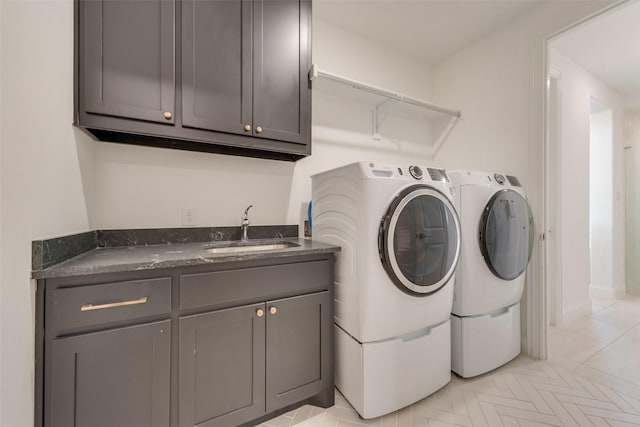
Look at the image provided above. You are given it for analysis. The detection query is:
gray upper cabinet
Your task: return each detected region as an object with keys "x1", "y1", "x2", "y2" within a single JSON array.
[
  {"x1": 252, "y1": 0, "x2": 311, "y2": 144},
  {"x1": 79, "y1": 0, "x2": 175, "y2": 124},
  {"x1": 181, "y1": 0, "x2": 252, "y2": 135},
  {"x1": 182, "y1": 0, "x2": 310, "y2": 144},
  {"x1": 75, "y1": 0, "x2": 312, "y2": 160}
]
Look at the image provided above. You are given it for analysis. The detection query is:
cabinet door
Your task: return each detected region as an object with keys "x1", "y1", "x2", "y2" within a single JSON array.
[
  {"x1": 266, "y1": 291, "x2": 331, "y2": 412},
  {"x1": 253, "y1": 0, "x2": 311, "y2": 145},
  {"x1": 47, "y1": 320, "x2": 170, "y2": 427},
  {"x1": 182, "y1": 0, "x2": 252, "y2": 135},
  {"x1": 179, "y1": 303, "x2": 266, "y2": 427},
  {"x1": 79, "y1": 0, "x2": 175, "y2": 124}
]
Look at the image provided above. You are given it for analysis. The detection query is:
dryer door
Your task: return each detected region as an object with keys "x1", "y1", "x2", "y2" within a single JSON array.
[
  {"x1": 379, "y1": 185, "x2": 461, "y2": 296},
  {"x1": 479, "y1": 189, "x2": 534, "y2": 280}
]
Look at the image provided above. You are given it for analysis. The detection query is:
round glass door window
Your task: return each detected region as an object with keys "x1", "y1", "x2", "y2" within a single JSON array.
[
  {"x1": 479, "y1": 189, "x2": 534, "y2": 280},
  {"x1": 379, "y1": 185, "x2": 461, "y2": 296}
]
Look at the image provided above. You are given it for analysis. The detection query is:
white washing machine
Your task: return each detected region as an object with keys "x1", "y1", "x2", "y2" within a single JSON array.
[
  {"x1": 448, "y1": 170, "x2": 533, "y2": 378},
  {"x1": 312, "y1": 161, "x2": 461, "y2": 419}
]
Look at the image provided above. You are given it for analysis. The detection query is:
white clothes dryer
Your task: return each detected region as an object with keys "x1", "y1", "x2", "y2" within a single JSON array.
[
  {"x1": 448, "y1": 170, "x2": 533, "y2": 378},
  {"x1": 312, "y1": 162, "x2": 461, "y2": 419}
]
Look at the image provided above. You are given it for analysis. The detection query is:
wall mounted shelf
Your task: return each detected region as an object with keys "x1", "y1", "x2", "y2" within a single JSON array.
[{"x1": 309, "y1": 64, "x2": 462, "y2": 156}]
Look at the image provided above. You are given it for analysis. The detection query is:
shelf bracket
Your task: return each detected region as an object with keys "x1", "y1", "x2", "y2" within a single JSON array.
[
  {"x1": 429, "y1": 115, "x2": 463, "y2": 157},
  {"x1": 310, "y1": 64, "x2": 463, "y2": 151},
  {"x1": 373, "y1": 99, "x2": 397, "y2": 141}
]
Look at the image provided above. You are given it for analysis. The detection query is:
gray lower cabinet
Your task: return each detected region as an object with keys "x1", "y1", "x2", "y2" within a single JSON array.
[
  {"x1": 179, "y1": 303, "x2": 266, "y2": 427},
  {"x1": 47, "y1": 320, "x2": 171, "y2": 427},
  {"x1": 179, "y1": 291, "x2": 331, "y2": 427},
  {"x1": 37, "y1": 255, "x2": 335, "y2": 427},
  {"x1": 265, "y1": 292, "x2": 331, "y2": 412}
]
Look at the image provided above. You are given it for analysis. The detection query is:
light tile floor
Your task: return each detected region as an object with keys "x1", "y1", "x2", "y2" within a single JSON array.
[{"x1": 261, "y1": 296, "x2": 640, "y2": 426}]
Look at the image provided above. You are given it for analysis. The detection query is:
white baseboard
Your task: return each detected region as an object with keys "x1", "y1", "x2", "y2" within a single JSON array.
[
  {"x1": 562, "y1": 299, "x2": 592, "y2": 324},
  {"x1": 590, "y1": 285, "x2": 626, "y2": 300}
]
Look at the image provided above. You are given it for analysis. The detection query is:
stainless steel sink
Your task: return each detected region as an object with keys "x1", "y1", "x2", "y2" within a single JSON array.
[{"x1": 205, "y1": 241, "x2": 299, "y2": 254}]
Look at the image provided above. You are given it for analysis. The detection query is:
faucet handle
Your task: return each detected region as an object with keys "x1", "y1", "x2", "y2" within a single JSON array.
[{"x1": 242, "y1": 205, "x2": 253, "y2": 224}]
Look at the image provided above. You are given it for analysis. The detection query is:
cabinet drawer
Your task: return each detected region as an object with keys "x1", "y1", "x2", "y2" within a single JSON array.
[
  {"x1": 52, "y1": 277, "x2": 171, "y2": 335},
  {"x1": 180, "y1": 260, "x2": 330, "y2": 311}
]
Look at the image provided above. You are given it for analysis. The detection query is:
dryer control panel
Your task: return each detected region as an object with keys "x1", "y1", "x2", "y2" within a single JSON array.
[{"x1": 364, "y1": 162, "x2": 450, "y2": 184}]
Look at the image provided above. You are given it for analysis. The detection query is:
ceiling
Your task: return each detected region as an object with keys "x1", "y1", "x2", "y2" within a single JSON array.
[
  {"x1": 314, "y1": 0, "x2": 541, "y2": 64},
  {"x1": 551, "y1": 1, "x2": 640, "y2": 98}
]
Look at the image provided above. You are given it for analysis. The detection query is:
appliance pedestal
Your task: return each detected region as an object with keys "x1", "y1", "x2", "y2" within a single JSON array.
[
  {"x1": 451, "y1": 302, "x2": 521, "y2": 378},
  {"x1": 335, "y1": 320, "x2": 451, "y2": 419}
]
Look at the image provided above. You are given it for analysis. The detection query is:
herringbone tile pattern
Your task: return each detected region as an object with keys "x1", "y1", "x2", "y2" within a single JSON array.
[{"x1": 261, "y1": 297, "x2": 640, "y2": 426}]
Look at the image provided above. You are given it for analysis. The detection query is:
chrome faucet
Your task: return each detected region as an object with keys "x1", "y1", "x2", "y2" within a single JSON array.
[{"x1": 241, "y1": 205, "x2": 253, "y2": 241}]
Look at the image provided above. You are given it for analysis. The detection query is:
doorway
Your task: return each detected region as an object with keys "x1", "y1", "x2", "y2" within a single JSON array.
[{"x1": 545, "y1": 1, "x2": 640, "y2": 365}]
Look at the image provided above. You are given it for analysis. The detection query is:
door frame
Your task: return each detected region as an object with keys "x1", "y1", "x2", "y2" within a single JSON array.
[
  {"x1": 625, "y1": 145, "x2": 640, "y2": 296},
  {"x1": 546, "y1": 67, "x2": 563, "y2": 327}
]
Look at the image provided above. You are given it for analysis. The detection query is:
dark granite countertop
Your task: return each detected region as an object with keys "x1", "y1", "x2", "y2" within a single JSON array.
[{"x1": 32, "y1": 237, "x2": 340, "y2": 279}]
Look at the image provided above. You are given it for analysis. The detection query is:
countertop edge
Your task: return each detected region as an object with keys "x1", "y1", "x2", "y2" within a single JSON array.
[{"x1": 32, "y1": 241, "x2": 340, "y2": 280}]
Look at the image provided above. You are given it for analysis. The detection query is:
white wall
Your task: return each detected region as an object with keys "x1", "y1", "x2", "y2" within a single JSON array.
[
  {"x1": 626, "y1": 93, "x2": 640, "y2": 108},
  {"x1": 0, "y1": 2, "x2": 94, "y2": 426},
  {"x1": 93, "y1": 18, "x2": 436, "y2": 231},
  {"x1": 589, "y1": 107, "x2": 613, "y2": 295},
  {"x1": 549, "y1": 48, "x2": 625, "y2": 321}
]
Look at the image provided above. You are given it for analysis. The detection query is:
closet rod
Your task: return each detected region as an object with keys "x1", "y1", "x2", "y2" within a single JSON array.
[{"x1": 309, "y1": 64, "x2": 462, "y2": 118}]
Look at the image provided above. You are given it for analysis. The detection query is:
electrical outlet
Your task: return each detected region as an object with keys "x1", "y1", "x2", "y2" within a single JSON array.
[{"x1": 182, "y1": 208, "x2": 197, "y2": 226}]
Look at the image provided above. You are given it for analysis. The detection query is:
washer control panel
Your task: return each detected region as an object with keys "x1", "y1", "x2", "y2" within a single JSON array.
[
  {"x1": 494, "y1": 173, "x2": 506, "y2": 185},
  {"x1": 408, "y1": 165, "x2": 423, "y2": 180}
]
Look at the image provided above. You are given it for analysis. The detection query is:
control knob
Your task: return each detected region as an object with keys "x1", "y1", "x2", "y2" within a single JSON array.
[{"x1": 408, "y1": 166, "x2": 423, "y2": 180}]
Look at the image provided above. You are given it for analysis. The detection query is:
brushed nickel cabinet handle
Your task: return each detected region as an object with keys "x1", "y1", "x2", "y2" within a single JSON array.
[
  {"x1": 256, "y1": 126, "x2": 263, "y2": 133},
  {"x1": 256, "y1": 308, "x2": 265, "y2": 318},
  {"x1": 269, "y1": 306, "x2": 277, "y2": 315},
  {"x1": 244, "y1": 124, "x2": 252, "y2": 132},
  {"x1": 164, "y1": 112, "x2": 172, "y2": 120},
  {"x1": 81, "y1": 297, "x2": 148, "y2": 312}
]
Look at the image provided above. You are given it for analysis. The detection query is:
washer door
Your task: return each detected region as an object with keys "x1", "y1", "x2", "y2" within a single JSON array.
[
  {"x1": 379, "y1": 185, "x2": 461, "y2": 296},
  {"x1": 479, "y1": 189, "x2": 534, "y2": 281}
]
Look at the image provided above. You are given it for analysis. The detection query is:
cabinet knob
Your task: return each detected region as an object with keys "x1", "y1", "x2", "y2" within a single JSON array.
[
  {"x1": 256, "y1": 126, "x2": 263, "y2": 133},
  {"x1": 256, "y1": 308, "x2": 264, "y2": 318},
  {"x1": 244, "y1": 124, "x2": 251, "y2": 132},
  {"x1": 163, "y1": 111, "x2": 172, "y2": 120},
  {"x1": 269, "y1": 306, "x2": 277, "y2": 315}
]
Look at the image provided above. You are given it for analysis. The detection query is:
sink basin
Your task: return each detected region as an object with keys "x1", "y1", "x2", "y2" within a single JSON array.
[{"x1": 205, "y1": 241, "x2": 299, "y2": 254}]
